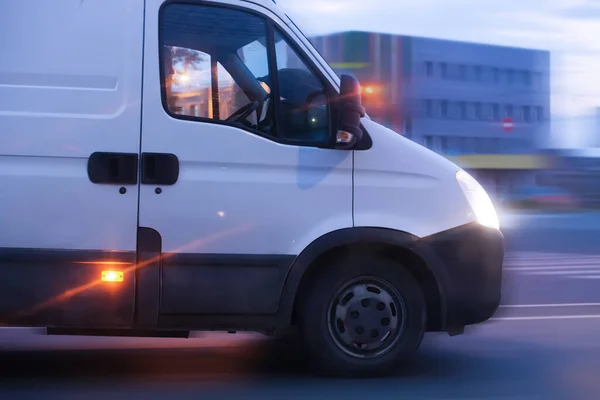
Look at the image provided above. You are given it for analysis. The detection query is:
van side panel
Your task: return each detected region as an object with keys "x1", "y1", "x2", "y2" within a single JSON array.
[{"x1": 0, "y1": 0, "x2": 144, "y2": 327}]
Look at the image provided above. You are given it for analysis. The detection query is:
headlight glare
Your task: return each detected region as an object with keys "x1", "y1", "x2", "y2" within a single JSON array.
[{"x1": 456, "y1": 170, "x2": 499, "y2": 230}]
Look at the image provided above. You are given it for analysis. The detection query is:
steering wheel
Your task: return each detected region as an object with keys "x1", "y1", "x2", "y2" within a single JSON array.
[{"x1": 225, "y1": 101, "x2": 260, "y2": 123}]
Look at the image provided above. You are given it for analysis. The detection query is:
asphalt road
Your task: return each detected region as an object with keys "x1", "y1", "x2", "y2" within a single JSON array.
[
  {"x1": 501, "y1": 211, "x2": 600, "y2": 254},
  {"x1": 2, "y1": 212, "x2": 600, "y2": 399}
]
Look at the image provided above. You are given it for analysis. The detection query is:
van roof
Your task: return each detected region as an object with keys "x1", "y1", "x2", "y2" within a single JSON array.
[
  {"x1": 239, "y1": 0, "x2": 289, "y2": 26},
  {"x1": 242, "y1": 0, "x2": 280, "y2": 10}
]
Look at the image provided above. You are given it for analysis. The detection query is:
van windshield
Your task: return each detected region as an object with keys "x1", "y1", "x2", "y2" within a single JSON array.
[{"x1": 276, "y1": 8, "x2": 341, "y2": 85}]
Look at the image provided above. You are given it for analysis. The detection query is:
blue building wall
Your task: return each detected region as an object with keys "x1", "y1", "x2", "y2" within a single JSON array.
[
  {"x1": 311, "y1": 32, "x2": 550, "y2": 154},
  {"x1": 310, "y1": 32, "x2": 551, "y2": 196},
  {"x1": 405, "y1": 36, "x2": 551, "y2": 156}
]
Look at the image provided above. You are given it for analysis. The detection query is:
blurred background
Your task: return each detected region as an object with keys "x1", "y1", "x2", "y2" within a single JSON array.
[{"x1": 278, "y1": 0, "x2": 600, "y2": 214}]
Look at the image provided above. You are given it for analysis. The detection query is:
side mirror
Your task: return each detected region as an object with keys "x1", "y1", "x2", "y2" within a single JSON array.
[{"x1": 336, "y1": 74, "x2": 366, "y2": 150}]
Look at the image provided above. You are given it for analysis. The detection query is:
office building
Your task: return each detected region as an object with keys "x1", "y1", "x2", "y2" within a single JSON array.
[{"x1": 311, "y1": 32, "x2": 551, "y2": 196}]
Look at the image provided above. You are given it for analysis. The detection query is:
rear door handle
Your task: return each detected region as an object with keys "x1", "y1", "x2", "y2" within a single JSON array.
[
  {"x1": 141, "y1": 153, "x2": 179, "y2": 185},
  {"x1": 88, "y1": 152, "x2": 138, "y2": 185}
]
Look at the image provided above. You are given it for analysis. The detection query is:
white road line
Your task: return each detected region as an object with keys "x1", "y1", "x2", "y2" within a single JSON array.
[
  {"x1": 506, "y1": 252, "x2": 600, "y2": 258},
  {"x1": 517, "y1": 270, "x2": 600, "y2": 276},
  {"x1": 505, "y1": 257, "x2": 600, "y2": 262},
  {"x1": 500, "y1": 303, "x2": 600, "y2": 308},
  {"x1": 504, "y1": 252, "x2": 600, "y2": 280},
  {"x1": 491, "y1": 315, "x2": 600, "y2": 321},
  {"x1": 505, "y1": 255, "x2": 578, "y2": 258},
  {"x1": 432, "y1": 397, "x2": 539, "y2": 400},
  {"x1": 568, "y1": 275, "x2": 600, "y2": 279},
  {"x1": 506, "y1": 261, "x2": 600, "y2": 267},
  {"x1": 505, "y1": 258, "x2": 588, "y2": 262},
  {"x1": 506, "y1": 260, "x2": 600, "y2": 264},
  {"x1": 505, "y1": 265, "x2": 600, "y2": 271}
]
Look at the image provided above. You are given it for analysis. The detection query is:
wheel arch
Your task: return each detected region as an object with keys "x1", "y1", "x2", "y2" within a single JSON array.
[{"x1": 278, "y1": 227, "x2": 451, "y2": 331}]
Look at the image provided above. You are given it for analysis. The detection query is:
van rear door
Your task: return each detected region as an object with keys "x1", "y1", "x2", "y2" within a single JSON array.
[{"x1": 0, "y1": 0, "x2": 145, "y2": 327}]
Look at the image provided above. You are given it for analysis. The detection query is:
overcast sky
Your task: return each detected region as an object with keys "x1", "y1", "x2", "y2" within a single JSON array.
[{"x1": 277, "y1": 0, "x2": 600, "y2": 147}]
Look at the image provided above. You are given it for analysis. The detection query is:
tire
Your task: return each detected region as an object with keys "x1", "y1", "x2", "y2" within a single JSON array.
[{"x1": 297, "y1": 253, "x2": 426, "y2": 377}]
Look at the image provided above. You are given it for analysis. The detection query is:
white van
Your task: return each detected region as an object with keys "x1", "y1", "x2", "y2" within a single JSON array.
[{"x1": 0, "y1": 0, "x2": 503, "y2": 377}]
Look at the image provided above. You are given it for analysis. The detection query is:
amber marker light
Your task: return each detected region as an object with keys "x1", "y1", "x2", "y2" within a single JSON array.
[{"x1": 101, "y1": 270, "x2": 124, "y2": 282}]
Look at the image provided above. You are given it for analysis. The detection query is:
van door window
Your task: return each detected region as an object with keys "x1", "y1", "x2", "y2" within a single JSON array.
[
  {"x1": 163, "y1": 46, "x2": 213, "y2": 118},
  {"x1": 160, "y1": 4, "x2": 275, "y2": 136},
  {"x1": 160, "y1": 3, "x2": 331, "y2": 145},
  {"x1": 272, "y1": 30, "x2": 330, "y2": 143}
]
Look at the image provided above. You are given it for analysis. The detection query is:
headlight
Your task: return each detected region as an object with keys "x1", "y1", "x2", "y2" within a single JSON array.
[{"x1": 456, "y1": 170, "x2": 499, "y2": 230}]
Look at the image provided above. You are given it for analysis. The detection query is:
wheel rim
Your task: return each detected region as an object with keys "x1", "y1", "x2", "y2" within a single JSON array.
[{"x1": 326, "y1": 276, "x2": 407, "y2": 359}]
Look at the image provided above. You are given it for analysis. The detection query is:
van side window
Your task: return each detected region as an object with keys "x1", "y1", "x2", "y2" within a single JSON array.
[
  {"x1": 273, "y1": 30, "x2": 330, "y2": 143},
  {"x1": 160, "y1": 4, "x2": 275, "y2": 136}
]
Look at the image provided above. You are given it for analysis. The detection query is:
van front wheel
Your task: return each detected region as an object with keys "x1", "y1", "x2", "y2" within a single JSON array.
[{"x1": 298, "y1": 254, "x2": 426, "y2": 377}]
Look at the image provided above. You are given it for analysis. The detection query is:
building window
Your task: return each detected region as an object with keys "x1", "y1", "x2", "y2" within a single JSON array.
[
  {"x1": 505, "y1": 104, "x2": 514, "y2": 118},
  {"x1": 534, "y1": 72, "x2": 543, "y2": 88},
  {"x1": 474, "y1": 65, "x2": 482, "y2": 81},
  {"x1": 475, "y1": 137, "x2": 486, "y2": 153},
  {"x1": 493, "y1": 103, "x2": 501, "y2": 120},
  {"x1": 456, "y1": 137, "x2": 466, "y2": 154},
  {"x1": 474, "y1": 102, "x2": 482, "y2": 119},
  {"x1": 440, "y1": 62, "x2": 448, "y2": 79},
  {"x1": 482, "y1": 103, "x2": 492, "y2": 120},
  {"x1": 441, "y1": 100, "x2": 449, "y2": 117},
  {"x1": 425, "y1": 99, "x2": 433, "y2": 117},
  {"x1": 514, "y1": 105, "x2": 524, "y2": 121},
  {"x1": 507, "y1": 69, "x2": 515, "y2": 84},
  {"x1": 522, "y1": 71, "x2": 532, "y2": 86},
  {"x1": 481, "y1": 66, "x2": 492, "y2": 82},
  {"x1": 425, "y1": 61, "x2": 434, "y2": 77},
  {"x1": 440, "y1": 136, "x2": 448, "y2": 154},
  {"x1": 492, "y1": 67, "x2": 500, "y2": 83},
  {"x1": 404, "y1": 117, "x2": 413, "y2": 136},
  {"x1": 458, "y1": 101, "x2": 467, "y2": 119},
  {"x1": 458, "y1": 64, "x2": 467, "y2": 80},
  {"x1": 523, "y1": 106, "x2": 531, "y2": 122},
  {"x1": 460, "y1": 137, "x2": 470, "y2": 154},
  {"x1": 425, "y1": 135, "x2": 434, "y2": 149}
]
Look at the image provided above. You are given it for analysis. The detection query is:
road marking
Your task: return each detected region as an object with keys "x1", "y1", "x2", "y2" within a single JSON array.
[
  {"x1": 500, "y1": 303, "x2": 600, "y2": 308},
  {"x1": 505, "y1": 265, "x2": 600, "y2": 271},
  {"x1": 568, "y1": 275, "x2": 600, "y2": 279},
  {"x1": 506, "y1": 251, "x2": 600, "y2": 258},
  {"x1": 507, "y1": 261, "x2": 600, "y2": 267},
  {"x1": 504, "y1": 252, "x2": 600, "y2": 280},
  {"x1": 433, "y1": 397, "x2": 540, "y2": 400},
  {"x1": 515, "y1": 270, "x2": 600, "y2": 276},
  {"x1": 506, "y1": 253, "x2": 600, "y2": 261},
  {"x1": 491, "y1": 315, "x2": 600, "y2": 321}
]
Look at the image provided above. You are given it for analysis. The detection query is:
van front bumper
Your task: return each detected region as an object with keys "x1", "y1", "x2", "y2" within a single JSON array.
[{"x1": 410, "y1": 222, "x2": 504, "y2": 331}]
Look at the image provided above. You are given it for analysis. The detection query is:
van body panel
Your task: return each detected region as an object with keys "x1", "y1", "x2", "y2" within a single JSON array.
[
  {"x1": 0, "y1": 249, "x2": 137, "y2": 327},
  {"x1": 354, "y1": 119, "x2": 475, "y2": 238},
  {"x1": 0, "y1": 0, "x2": 144, "y2": 326},
  {"x1": 0, "y1": 0, "x2": 144, "y2": 251}
]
